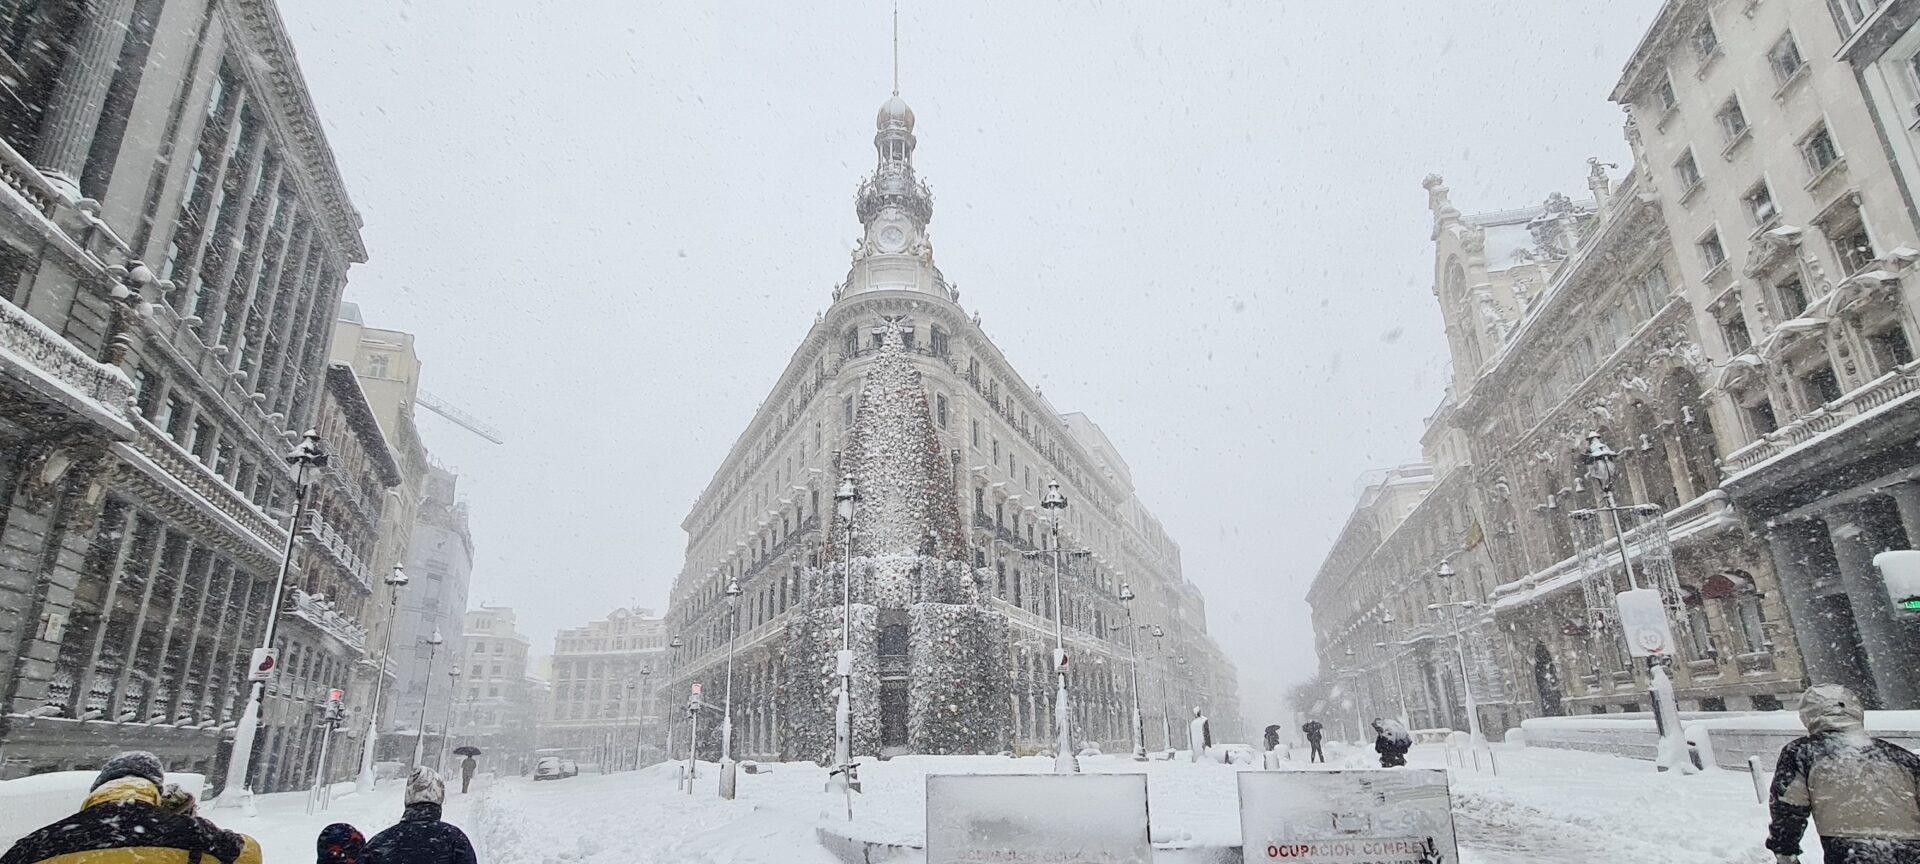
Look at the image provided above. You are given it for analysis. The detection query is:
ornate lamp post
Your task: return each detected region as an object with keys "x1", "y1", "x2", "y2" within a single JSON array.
[
  {"x1": 1039, "y1": 480, "x2": 1078, "y2": 773},
  {"x1": 665, "y1": 634, "x2": 683, "y2": 782},
  {"x1": 1376, "y1": 610, "x2": 1410, "y2": 726},
  {"x1": 636, "y1": 664, "x2": 652, "y2": 769},
  {"x1": 830, "y1": 478, "x2": 859, "y2": 813},
  {"x1": 439, "y1": 666, "x2": 462, "y2": 770},
  {"x1": 1431, "y1": 561, "x2": 1486, "y2": 748},
  {"x1": 1150, "y1": 624, "x2": 1173, "y2": 752},
  {"x1": 1118, "y1": 584, "x2": 1146, "y2": 761},
  {"x1": 356, "y1": 564, "x2": 409, "y2": 793},
  {"x1": 213, "y1": 431, "x2": 327, "y2": 811},
  {"x1": 623, "y1": 678, "x2": 637, "y2": 771},
  {"x1": 411, "y1": 627, "x2": 445, "y2": 768},
  {"x1": 719, "y1": 577, "x2": 743, "y2": 799},
  {"x1": 1582, "y1": 431, "x2": 1686, "y2": 771}
]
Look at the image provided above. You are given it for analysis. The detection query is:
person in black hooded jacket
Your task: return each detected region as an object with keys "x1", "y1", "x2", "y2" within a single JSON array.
[{"x1": 364, "y1": 768, "x2": 476, "y2": 864}]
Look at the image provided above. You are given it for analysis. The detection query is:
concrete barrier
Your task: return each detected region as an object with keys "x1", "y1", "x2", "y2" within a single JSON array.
[{"x1": 1520, "y1": 710, "x2": 1920, "y2": 771}]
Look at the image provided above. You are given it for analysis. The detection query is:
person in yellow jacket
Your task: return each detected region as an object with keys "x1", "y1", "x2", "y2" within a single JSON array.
[{"x1": 0, "y1": 751, "x2": 261, "y2": 864}]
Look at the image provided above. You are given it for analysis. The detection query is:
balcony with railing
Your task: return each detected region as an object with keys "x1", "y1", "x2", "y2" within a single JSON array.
[
  {"x1": 304, "y1": 512, "x2": 372, "y2": 589},
  {"x1": 1723, "y1": 360, "x2": 1920, "y2": 477},
  {"x1": 284, "y1": 587, "x2": 369, "y2": 654}
]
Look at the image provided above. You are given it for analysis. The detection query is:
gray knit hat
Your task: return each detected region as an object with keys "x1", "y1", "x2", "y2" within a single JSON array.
[
  {"x1": 405, "y1": 766, "x2": 445, "y2": 806},
  {"x1": 91, "y1": 751, "x2": 165, "y2": 791}
]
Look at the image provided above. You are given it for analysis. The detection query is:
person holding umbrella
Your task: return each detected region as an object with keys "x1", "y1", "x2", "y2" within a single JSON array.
[{"x1": 452, "y1": 747, "x2": 481, "y2": 794}]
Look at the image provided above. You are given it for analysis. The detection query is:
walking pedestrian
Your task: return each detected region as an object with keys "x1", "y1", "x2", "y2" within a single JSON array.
[
  {"x1": 1263, "y1": 724, "x2": 1281, "y2": 752},
  {"x1": 365, "y1": 767, "x2": 477, "y2": 864},
  {"x1": 1187, "y1": 707, "x2": 1212, "y2": 763},
  {"x1": 1373, "y1": 717, "x2": 1411, "y2": 768},
  {"x1": 317, "y1": 823, "x2": 367, "y2": 864},
  {"x1": 1303, "y1": 719, "x2": 1325, "y2": 763},
  {"x1": 0, "y1": 751, "x2": 261, "y2": 864},
  {"x1": 1766, "y1": 684, "x2": 1920, "y2": 864},
  {"x1": 459, "y1": 755, "x2": 476, "y2": 794}
]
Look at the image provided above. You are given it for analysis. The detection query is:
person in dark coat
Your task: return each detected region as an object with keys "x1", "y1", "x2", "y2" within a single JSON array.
[
  {"x1": 0, "y1": 751, "x2": 261, "y2": 864},
  {"x1": 365, "y1": 767, "x2": 477, "y2": 864},
  {"x1": 1372, "y1": 718, "x2": 1411, "y2": 768},
  {"x1": 317, "y1": 823, "x2": 366, "y2": 864},
  {"x1": 459, "y1": 755, "x2": 476, "y2": 794},
  {"x1": 1302, "y1": 720, "x2": 1325, "y2": 763},
  {"x1": 1263, "y1": 724, "x2": 1282, "y2": 752},
  {"x1": 1767, "y1": 684, "x2": 1920, "y2": 864}
]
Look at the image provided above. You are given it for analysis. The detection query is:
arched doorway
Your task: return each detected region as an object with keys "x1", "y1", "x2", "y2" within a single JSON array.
[{"x1": 1533, "y1": 642, "x2": 1564, "y2": 717}]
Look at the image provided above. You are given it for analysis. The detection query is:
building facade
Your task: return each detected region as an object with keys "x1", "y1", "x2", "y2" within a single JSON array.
[
  {"x1": 541, "y1": 607, "x2": 666, "y2": 767},
  {"x1": 661, "y1": 92, "x2": 1241, "y2": 763},
  {"x1": 452, "y1": 605, "x2": 537, "y2": 773},
  {"x1": 1614, "y1": 0, "x2": 1920, "y2": 709},
  {"x1": 0, "y1": 0, "x2": 365, "y2": 781},
  {"x1": 381, "y1": 464, "x2": 472, "y2": 758}
]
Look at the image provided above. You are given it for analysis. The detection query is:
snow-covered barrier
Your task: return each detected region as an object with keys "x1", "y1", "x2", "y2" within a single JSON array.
[{"x1": 1520, "y1": 710, "x2": 1920, "y2": 770}]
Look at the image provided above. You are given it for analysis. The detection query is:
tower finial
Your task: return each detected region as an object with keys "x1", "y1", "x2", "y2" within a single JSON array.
[{"x1": 892, "y1": 1, "x2": 899, "y2": 96}]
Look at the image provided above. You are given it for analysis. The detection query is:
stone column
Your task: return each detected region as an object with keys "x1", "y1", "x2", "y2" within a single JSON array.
[
  {"x1": 34, "y1": 0, "x2": 141, "y2": 190},
  {"x1": 1888, "y1": 483, "x2": 1920, "y2": 549},
  {"x1": 1766, "y1": 521, "x2": 1853, "y2": 689},
  {"x1": 1828, "y1": 505, "x2": 1920, "y2": 708}
]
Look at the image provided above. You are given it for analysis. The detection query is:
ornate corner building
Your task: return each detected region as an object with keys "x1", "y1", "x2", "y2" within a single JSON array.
[
  {"x1": 661, "y1": 92, "x2": 1241, "y2": 760},
  {"x1": 0, "y1": 0, "x2": 369, "y2": 783}
]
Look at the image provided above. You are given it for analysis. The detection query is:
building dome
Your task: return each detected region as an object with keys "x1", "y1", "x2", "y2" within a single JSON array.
[{"x1": 876, "y1": 94, "x2": 915, "y2": 131}]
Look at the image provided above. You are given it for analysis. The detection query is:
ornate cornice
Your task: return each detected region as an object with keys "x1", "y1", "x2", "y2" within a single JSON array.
[{"x1": 219, "y1": 0, "x2": 367, "y2": 264}]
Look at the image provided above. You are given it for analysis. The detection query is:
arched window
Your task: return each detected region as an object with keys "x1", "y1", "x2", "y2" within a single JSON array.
[{"x1": 1681, "y1": 586, "x2": 1714, "y2": 660}]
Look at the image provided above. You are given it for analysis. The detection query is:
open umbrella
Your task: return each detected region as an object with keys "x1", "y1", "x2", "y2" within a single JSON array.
[{"x1": 453, "y1": 746, "x2": 482, "y2": 757}]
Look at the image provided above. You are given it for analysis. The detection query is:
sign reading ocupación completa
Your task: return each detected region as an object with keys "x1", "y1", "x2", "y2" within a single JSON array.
[
  {"x1": 1238, "y1": 770, "x2": 1458, "y2": 864},
  {"x1": 926, "y1": 773, "x2": 1152, "y2": 864}
]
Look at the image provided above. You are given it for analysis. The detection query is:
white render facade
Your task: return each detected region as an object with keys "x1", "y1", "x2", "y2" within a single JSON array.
[{"x1": 662, "y1": 92, "x2": 1240, "y2": 762}]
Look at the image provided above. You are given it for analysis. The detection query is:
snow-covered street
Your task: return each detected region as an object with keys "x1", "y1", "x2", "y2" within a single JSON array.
[{"x1": 145, "y1": 743, "x2": 1809, "y2": 863}]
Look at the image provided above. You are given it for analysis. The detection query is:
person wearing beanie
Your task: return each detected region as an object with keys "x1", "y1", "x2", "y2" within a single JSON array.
[
  {"x1": 364, "y1": 767, "x2": 476, "y2": 864},
  {"x1": 0, "y1": 751, "x2": 261, "y2": 864},
  {"x1": 1767, "y1": 684, "x2": 1920, "y2": 863},
  {"x1": 317, "y1": 823, "x2": 367, "y2": 864}
]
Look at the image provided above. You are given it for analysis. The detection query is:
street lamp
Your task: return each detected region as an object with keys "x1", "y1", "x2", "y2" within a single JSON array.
[
  {"x1": 830, "y1": 477, "x2": 858, "y2": 813},
  {"x1": 1118, "y1": 584, "x2": 1146, "y2": 761},
  {"x1": 439, "y1": 666, "x2": 462, "y2": 770},
  {"x1": 1377, "y1": 610, "x2": 1410, "y2": 727},
  {"x1": 665, "y1": 635, "x2": 684, "y2": 784},
  {"x1": 214, "y1": 430, "x2": 327, "y2": 811},
  {"x1": 1040, "y1": 480, "x2": 1076, "y2": 774},
  {"x1": 1150, "y1": 625, "x2": 1173, "y2": 751},
  {"x1": 623, "y1": 678, "x2": 637, "y2": 772},
  {"x1": 637, "y1": 664, "x2": 652, "y2": 769},
  {"x1": 1431, "y1": 561, "x2": 1485, "y2": 748},
  {"x1": 719, "y1": 577, "x2": 742, "y2": 799},
  {"x1": 357, "y1": 564, "x2": 409, "y2": 793},
  {"x1": 412, "y1": 627, "x2": 445, "y2": 768},
  {"x1": 1582, "y1": 430, "x2": 1686, "y2": 772}
]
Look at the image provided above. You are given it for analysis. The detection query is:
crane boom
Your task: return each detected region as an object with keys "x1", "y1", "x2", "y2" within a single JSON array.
[{"x1": 416, "y1": 388, "x2": 504, "y2": 444}]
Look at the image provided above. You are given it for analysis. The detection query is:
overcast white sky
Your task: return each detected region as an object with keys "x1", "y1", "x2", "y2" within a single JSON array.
[{"x1": 279, "y1": 0, "x2": 1664, "y2": 730}]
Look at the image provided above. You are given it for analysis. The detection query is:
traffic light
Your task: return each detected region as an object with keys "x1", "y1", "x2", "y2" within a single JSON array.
[{"x1": 323, "y1": 688, "x2": 345, "y2": 723}]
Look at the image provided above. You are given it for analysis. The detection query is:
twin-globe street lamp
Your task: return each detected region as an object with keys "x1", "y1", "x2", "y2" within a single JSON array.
[
  {"x1": 719, "y1": 576, "x2": 743, "y2": 799},
  {"x1": 356, "y1": 564, "x2": 410, "y2": 793},
  {"x1": 1149, "y1": 624, "x2": 1173, "y2": 751},
  {"x1": 214, "y1": 430, "x2": 328, "y2": 811},
  {"x1": 1430, "y1": 560, "x2": 1486, "y2": 748},
  {"x1": 1375, "y1": 609, "x2": 1411, "y2": 727},
  {"x1": 1025, "y1": 480, "x2": 1087, "y2": 774},
  {"x1": 665, "y1": 635, "x2": 683, "y2": 781}
]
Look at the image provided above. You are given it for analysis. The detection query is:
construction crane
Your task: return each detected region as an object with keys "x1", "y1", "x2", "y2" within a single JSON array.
[{"x1": 416, "y1": 388, "x2": 504, "y2": 444}]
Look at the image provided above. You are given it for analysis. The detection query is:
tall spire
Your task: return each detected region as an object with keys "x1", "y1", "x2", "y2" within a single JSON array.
[{"x1": 892, "y1": 1, "x2": 899, "y2": 96}]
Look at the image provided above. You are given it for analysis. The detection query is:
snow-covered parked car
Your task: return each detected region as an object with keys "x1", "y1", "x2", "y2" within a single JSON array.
[
  {"x1": 533, "y1": 757, "x2": 566, "y2": 781},
  {"x1": 560, "y1": 759, "x2": 580, "y2": 777}
]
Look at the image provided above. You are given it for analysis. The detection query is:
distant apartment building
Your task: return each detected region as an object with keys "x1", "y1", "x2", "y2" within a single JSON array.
[
  {"x1": 382, "y1": 464, "x2": 473, "y2": 757},
  {"x1": 542, "y1": 608, "x2": 668, "y2": 766},
  {"x1": 453, "y1": 605, "x2": 537, "y2": 771}
]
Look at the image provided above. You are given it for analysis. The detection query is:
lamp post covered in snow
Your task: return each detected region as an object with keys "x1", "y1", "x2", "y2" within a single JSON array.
[
  {"x1": 214, "y1": 430, "x2": 327, "y2": 811},
  {"x1": 636, "y1": 664, "x2": 652, "y2": 769},
  {"x1": 411, "y1": 627, "x2": 445, "y2": 768},
  {"x1": 1118, "y1": 583, "x2": 1147, "y2": 761},
  {"x1": 1376, "y1": 610, "x2": 1411, "y2": 727},
  {"x1": 1040, "y1": 480, "x2": 1078, "y2": 773},
  {"x1": 1431, "y1": 561, "x2": 1485, "y2": 748},
  {"x1": 1150, "y1": 624, "x2": 1174, "y2": 751},
  {"x1": 719, "y1": 576, "x2": 742, "y2": 799},
  {"x1": 439, "y1": 666, "x2": 462, "y2": 770},
  {"x1": 1581, "y1": 431, "x2": 1688, "y2": 772},
  {"x1": 665, "y1": 634, "x2": 682, "y2": 781},
  {"x1": 830, "y1": 477, "x2": 858, "y2": 812},
  {"x1": 357, "y1": 564, "x2": 409, "y2": 793}
]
